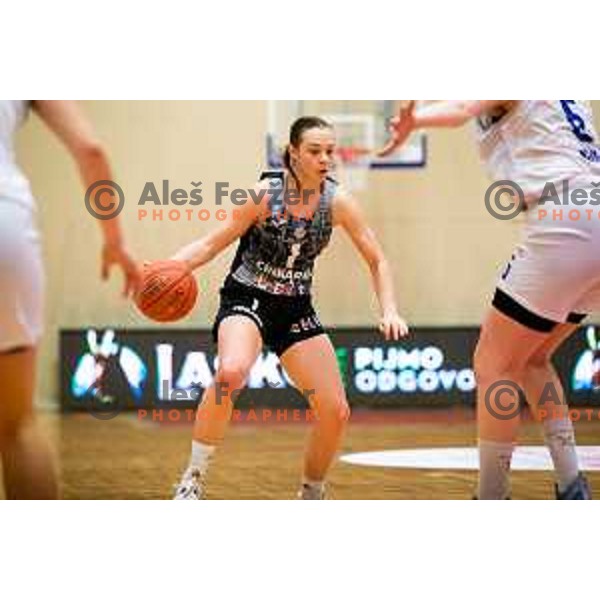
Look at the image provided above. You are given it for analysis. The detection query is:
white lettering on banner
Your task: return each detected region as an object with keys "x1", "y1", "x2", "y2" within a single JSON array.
[
  {"x1": 75, "y1": 333, "x2": 477, "y2": 402},
  {"x1": 156, "y1": 345, "x2": 214, "y2": 400},
  {"x1": 353, "y1": 345, "x2": 475, "y2": 394},
  {"x1": 355, "y1": 370, "x2": 377, "y2": 393},
  {"x1": 156, "y1": 344, "x2": 174, "y2": 400},
  {"x1": 378, "y1": 370, "x2": 397, "y2": 393},
  {"x1": 175, "y1": 352, "x2": 214, "y2": 393},
  {"x1": 396, "y1": 349, "x2": 423, "y2": 370},
  {"x1": 355, "y1": 346, "x2": 444, "y2": 371},
  {"x1": 456, "y1": 369, "x2": 476, "y2": 392},
  {"x1": 156, "y1": 345, "x2": 291, "y2": 400},
  {"x1": 421, "y1": 347, "x2": 444, "y2": 370},
  {"x1": 419, "y1": 370, "x2": 438, "y2": 392},
  {"x1": 397, "y1": 370, "x2": 417, "y2": 392},
  {"x1": 438, "y1": 370, "x2": 456, "y2": 389}
]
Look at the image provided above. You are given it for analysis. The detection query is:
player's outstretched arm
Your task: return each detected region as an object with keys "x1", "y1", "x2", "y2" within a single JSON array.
[
  {"x1": 32, "y1": 100, "x2": 141, "y2": 298},
  {"x1": 377, "y1": 100, "x2": 514, "y2": 157},
  {"x1": 413, "y1": 100, "x2": 512, "y2": 128},
  {"x1": 170, "y1": 184, "x2": 266, "y2": 272},
  {"x1": 333, "y1": 190, "x2": 409, "y2": 341}
]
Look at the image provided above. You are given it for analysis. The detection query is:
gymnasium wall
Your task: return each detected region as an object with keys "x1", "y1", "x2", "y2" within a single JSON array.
[{"x1": 14, "y1": 100, "x2": 600, "y2": 400}]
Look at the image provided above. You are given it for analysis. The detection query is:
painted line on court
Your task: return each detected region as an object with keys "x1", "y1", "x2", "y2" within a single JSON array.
[{"x1": 340, "y1": 446, "x2": 600, "y2": 471}]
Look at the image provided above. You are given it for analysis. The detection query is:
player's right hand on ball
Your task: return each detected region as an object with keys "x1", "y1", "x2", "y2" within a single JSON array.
[{"x1": 101, "y1": 243, "x2": 142, "y2": 298}]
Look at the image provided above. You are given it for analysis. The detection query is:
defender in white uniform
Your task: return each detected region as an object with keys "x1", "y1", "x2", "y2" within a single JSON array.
[
  {"x1": 477, "y1": 100, "x2": 600, "y2": 326},
  {"x1": 0, "y1": 101, "x2": 140, "y2": 499},
  {"x1": 379, "y1": 100, "x2": 599, "y2": 500}
]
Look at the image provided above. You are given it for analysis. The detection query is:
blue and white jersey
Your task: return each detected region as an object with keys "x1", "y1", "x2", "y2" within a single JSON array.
[{"x1": 475, "y1": 100, "x2": 600, "y2": 200}]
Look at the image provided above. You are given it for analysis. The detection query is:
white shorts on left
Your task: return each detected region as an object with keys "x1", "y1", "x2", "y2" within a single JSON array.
[{"x1": 0, "y1": 198, "x2": 44, "y2": 352}]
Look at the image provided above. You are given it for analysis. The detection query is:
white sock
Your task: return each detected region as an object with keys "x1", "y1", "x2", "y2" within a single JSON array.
[
  {"x1": 478, "y1": 440, "x2": 513, "y2": 499},
  {"x1": 186, "y1": 440, "x2": 215, "y2": 476},
  {"x1": 543, "y1": 417, "x2": 579, "y2": 493}
]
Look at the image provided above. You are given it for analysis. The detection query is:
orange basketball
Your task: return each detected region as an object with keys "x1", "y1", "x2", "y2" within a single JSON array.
[{"x1": 135, "y1": 260, "x2": 198, "y2": 322}]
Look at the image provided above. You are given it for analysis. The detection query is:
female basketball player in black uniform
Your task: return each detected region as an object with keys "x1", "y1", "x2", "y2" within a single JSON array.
[{"x1": 172, "y1": 116, "x2": 408, "y2": 499}]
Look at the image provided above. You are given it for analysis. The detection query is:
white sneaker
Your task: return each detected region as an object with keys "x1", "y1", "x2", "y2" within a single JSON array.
[
  {"x1": 298, "y1": 483, "x2": 326, "y2": 500},
  {"x1": 173, "y1": 468, "x2": 205, "y2": 500}
]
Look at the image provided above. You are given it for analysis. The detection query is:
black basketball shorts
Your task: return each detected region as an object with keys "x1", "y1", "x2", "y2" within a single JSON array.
[{"x1": 212, "y1": 278, "x2": 325, "y2": 356}]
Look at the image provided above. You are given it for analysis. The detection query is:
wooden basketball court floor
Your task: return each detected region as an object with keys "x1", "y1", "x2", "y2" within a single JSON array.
[{"x1": 55, "y1": 409, "x2": 600, "y2": 500}]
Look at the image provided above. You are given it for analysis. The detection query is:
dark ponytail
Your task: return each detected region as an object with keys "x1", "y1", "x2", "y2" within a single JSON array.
[{"x1": 283, "y1": 146, "x2": 292, "y2": 170}]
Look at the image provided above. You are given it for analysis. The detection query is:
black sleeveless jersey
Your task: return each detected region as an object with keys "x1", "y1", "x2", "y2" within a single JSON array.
[{"x1": 225, "y1": 171, "x2": 335, "y2": 296}]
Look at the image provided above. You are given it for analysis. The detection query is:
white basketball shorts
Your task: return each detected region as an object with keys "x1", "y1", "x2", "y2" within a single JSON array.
[
  {"x1": 495, "y1": 178, "x2": 600, "y2": 331},
  {"x1": 0, "y1": 198, "x2": 44, "y2": 351}
]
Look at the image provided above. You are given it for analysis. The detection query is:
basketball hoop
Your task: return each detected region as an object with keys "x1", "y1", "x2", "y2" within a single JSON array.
[{"x1": 325, "y1": 114, "x2": 375, "y2": 194}]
